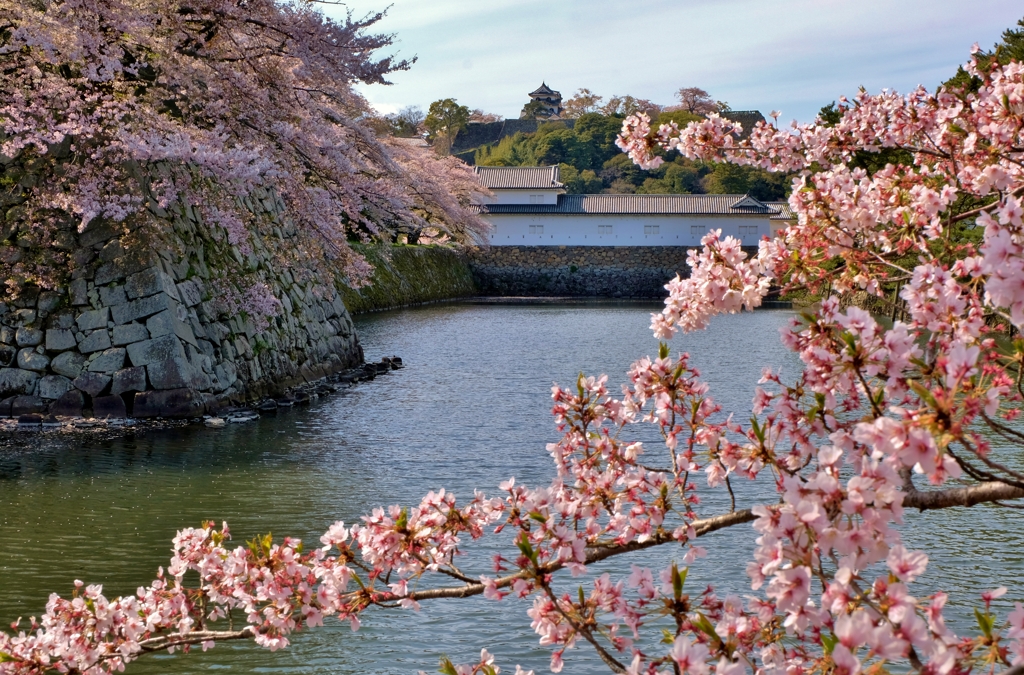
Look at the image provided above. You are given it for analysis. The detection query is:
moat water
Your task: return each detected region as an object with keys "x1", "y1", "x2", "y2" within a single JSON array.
[{"x1": 0, "y1": 303, "x2": 1019, "y2": 674}]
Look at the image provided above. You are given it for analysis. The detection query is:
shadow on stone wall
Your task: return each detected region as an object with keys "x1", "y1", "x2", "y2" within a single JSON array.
[{"x1": 467, "y1": 245, "x2": 701, "y2": 298}]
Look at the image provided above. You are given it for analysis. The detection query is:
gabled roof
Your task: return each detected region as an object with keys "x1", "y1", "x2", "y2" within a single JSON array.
[
  {"x1": 529, "y1": 82, "x2": 560, "y2": 97},
  {"x1": 766, "y1": 201, "x2": 796, "y2": 220},
  {"x1": 474, "y1": 166, "x2": 564, "y2": 190},
  {"x1": 482, "y1": 194, "x2": 781, "y2": 215},
  {"x1": 730, "y1": 195, "x2": 769, "y2": 210}
]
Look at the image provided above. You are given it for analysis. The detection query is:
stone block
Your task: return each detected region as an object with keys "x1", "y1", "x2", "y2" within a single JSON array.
[
  {"x1": 45, "y1": 329, "x2": 77, "y2": 352},
  {"x1": 127, "y1": 334, "x2": 186, "y2": 367},
  {"x1": 176, "y1": 280, "x2": 202, "y2": 307},
  {"x1": 70, "y1": 278, "x2": 89, "y2": 306},
  {"x1": 51, "y1": 351, "x2": 87, "y2": 378},
  {"x1": 146, "y1": 308, "x2": 197, "y2": 346},
  {"x1": 111, "y1": 366, "x2": 146, "y2": 396},
  {"x1": 76, "y1": 308, "x2": 110, "y2": 332},
  {"x1": 0, "y1": 346, "x2": 14, "y2": 367},
  {"x1": 12, "y1": 309, "x2": 36, "y2": 325},
  {"x1": 78, "y1": 329, "x2": 111, "y2": 354},
  {"x1": 12, "y1": 395, "x2": 46, "y2": 416},
  {"x1": 98, "y1": 239, "x2": 124, "y2": 262},
  {"x1": 126, "y1": 268, "x2": 181, "y2": 301},
  {"x1": 38, "y1": 374, "x2": 73, "y2": 400},
  {"x1": 78, "y1": 220, "x2": 119, "y2": 248},
  {"x1": 50, "y1": 389, "x2": 84, "y2": 417},
  {"x1": 37, "y1": 292, "x2": 62, "y2": 313},
  {"x1": 49, "y1": 311, "x2": 76, "y2": 330},
  {"x1": 73, "y1": 372, "x2": 111, "y2": 397},
  {"x1": 146, "y1": 356, "x2": 194, "y2": 390},
  {"x1": 15, "y1": 327, "x2": 43, "y2": 347},
  {"x1": 17, "y1": 348, "x2": 49, "y2": 372},
  {"x1": 0, "y1": 396, "x2": 14, "y2": 417},
  {"x1": 87, "y1": 347, "x2": 126, "y2": 374},
  {"x1": 112, "y1": 322, "x2": 150, "y2": 346},
  {"x1": 0, "y1": 327, "x2": 13, "y2": 345},
  {"x1": 92, "y1": 394, "x2": 127, "y2": 419},
  {"x1": 133, "y1": 388, "x2": 205, "y2": 419},
  {"x1": 111, "y1": 293, "x2": 175, "y2": 325},
  {"x1": 98, "y1": 284, "x2": 127, "y2": 308},
  {"x1": 94, "y1": 249, "x2": 155, "y2": 286}
]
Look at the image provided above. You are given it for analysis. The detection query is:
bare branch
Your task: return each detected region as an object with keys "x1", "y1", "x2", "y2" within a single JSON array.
[
  {"x1": 903, "y1": 481, "x2": 1024, "y2": 510},
  {"x1": 408, "y1": 509, "x2": 756, "y2": 602}
]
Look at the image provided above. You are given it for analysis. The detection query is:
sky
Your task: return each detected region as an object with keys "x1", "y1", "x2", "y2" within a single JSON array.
[{"x1": 323, "y1": 0, "x2": 1024, "y2": 125}]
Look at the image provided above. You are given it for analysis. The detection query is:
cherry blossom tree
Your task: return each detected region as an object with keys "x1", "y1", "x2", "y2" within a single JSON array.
[
  {"x1": 0, "y1": 0, "x2": 489, "y2": 297},
  {"x1": 672, "y1": 88, "x2": 719, "y2": 116},
  {"x1": 5, "y1": 48, "x2": 1024, "y2": 675}
]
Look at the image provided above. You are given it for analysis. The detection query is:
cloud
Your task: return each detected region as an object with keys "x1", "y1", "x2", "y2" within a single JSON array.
[{"x1": 337, "y1": 0, "x2": 1024, "y2": 122}]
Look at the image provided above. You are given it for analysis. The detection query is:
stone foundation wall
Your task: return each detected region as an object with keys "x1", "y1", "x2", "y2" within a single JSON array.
[
  {"x1": 340, "y1": 244, "x2": 477, "y2": 313},
  {"x1": 467, "y1": 246, "x2": 700, "y2": 297},
  {"x1": 0, "y1": 186, "x2": 363, "y2": 420}
]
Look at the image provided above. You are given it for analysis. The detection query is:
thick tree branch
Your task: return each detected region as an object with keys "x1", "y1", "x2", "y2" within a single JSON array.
[{"x1": 903, "y1": 480, "x2": 1024, "y2": 510}]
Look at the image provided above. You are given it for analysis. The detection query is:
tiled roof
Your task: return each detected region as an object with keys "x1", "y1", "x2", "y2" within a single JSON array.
[
  {"x1": 530, "y1": 82, "x2": 559, "y2": 97},
  {"x1": 475, "y1": 166, "x2": 564, "y2": 190},
  {"x1": 483, "y1": 194, "x2": 780, "y2": 215},
  {"x1": 766, "y1": 201, "x2": 796, "y2": 220}
]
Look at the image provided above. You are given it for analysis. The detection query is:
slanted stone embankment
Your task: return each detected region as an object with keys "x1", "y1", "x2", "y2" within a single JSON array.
[{"x1": 0, "y1": 186, "x2": 363, "y2": 420}]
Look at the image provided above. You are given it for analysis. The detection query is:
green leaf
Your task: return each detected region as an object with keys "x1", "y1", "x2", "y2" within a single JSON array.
[
  {"x1": 439, "y1": 657, "x2": 458, "y2": 675},
  {"x1": 578, "y1": 586, "x2": 586, "y2": 605},
  {"x1": 395, "y1": 508, "x2": 409, "y2": 531},
  {"x1": 661, "y1": 628, "x2": 675, "y2": 644},
  {"x1": 529, "y1": 512, "x2": 547, "y2": 523},
  {"x1": 516, "y1": 538, "x2": 537, "y2": 564},
  {"x1": 659, "y1": 342, "x2": 670, "y2": 360},
  {"x1": 672, "y1": 562, "x2": 687, "y2": 599},
  {"x1": 0, "y1": 652, "x2": 15, "y2": 663},
  {"x1": 975, "y1": 608, "x2": 994, "y2": 638},
  {"x1": 750, "y1": 417, "x2": 765, "y2": 444},
  {"x1": 692, "y1": 612, "x2": 720, "y2": 642},
  {"x1": 909, "y1": 380, "x2": 939, "y2": 409},
  {"x1": 821, "y1": 633, "x2": 838, "y2": 655}
]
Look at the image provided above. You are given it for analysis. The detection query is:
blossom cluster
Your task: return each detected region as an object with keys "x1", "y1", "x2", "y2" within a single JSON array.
[{"x1": 0, "y1": 0, "x2": 491, "y2": 294}]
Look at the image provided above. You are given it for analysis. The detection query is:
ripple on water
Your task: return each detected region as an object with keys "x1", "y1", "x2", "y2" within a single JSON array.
[{"x1": 0, "y1": 304, "x2": 1018, "y2": 674}]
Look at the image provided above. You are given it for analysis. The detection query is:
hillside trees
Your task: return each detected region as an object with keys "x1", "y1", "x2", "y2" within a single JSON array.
[
  {"x1": 384, "y1": 106, "x2": 426, "y2": 137},
  {"x1": 561, "y1": 88, "x2": 605, "y2": 118},
  {"x1": 425, "y1": 98, "x2": 471, "y2": 155},
  {"x1": 0, "y1": 0, "x2": 489, "y2": 300},
  {"x1": 473, "y1": 102, "x2": 787, "y2": 198}
]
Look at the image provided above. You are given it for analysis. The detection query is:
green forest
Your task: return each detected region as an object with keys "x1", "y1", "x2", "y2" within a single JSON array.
[{"x1": 472, "y1": 110, "x2": 792, "y2": 200}]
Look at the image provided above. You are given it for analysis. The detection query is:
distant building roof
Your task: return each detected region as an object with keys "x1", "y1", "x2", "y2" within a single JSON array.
[
  {"x1": 482, "y1": 193, "x2": 780, "y2": 215},
  {"x1": 766, "y1": 201, "x2": 796, "y2": 220},
  {"x1": 529, "y1": 82, "x2": 560, "y2": 97},
  {"x1": 475, "y1": 166, "x2": 564, "y2": 190}
]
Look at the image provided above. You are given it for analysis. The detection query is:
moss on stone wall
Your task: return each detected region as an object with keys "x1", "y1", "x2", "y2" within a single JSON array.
[{"x1": 340, "y1": 244, "x2": 477, "y2": 313}]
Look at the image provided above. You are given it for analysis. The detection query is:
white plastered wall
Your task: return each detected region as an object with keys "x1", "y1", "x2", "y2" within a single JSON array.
[
  {"x1": 476, "y1": 189, "x2": 563, "y2": 206},
  {"x1": 483, "y1": 214, "x2": 772, "y2": 247}
]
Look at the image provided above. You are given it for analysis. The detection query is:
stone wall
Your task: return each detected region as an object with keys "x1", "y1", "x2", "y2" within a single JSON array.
[
  {"x1": 467, "y1": 245, "x2": 699, "y2": 297},
  {"x1": 0, "y1": 187, "x2": 363, "y2": 420},
  {"x1": 340, "y1": 244, "x2": 477, "y2": 314}
]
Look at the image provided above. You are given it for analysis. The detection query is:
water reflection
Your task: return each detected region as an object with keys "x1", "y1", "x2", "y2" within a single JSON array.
[{"x1": 0, "y1": 304, "x2": 1018, "y2": 674}]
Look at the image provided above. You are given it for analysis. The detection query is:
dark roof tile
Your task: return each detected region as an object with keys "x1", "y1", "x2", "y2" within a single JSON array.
[
  {"x1": 483, "y1": 194, "x2": 780, "y2": 215},
  {"x1": 475, "y1": 166, "x2": 564, "y2": 189}
]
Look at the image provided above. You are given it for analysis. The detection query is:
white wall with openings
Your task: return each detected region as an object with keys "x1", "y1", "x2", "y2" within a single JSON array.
[{"x1": 485, "y1": 214, "x2": 771, "y2": 247}]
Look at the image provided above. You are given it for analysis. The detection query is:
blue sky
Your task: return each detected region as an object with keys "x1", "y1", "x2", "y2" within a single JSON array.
[{"x1": 328, "y1": 0, "x2": 1024, "y2": 124}]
